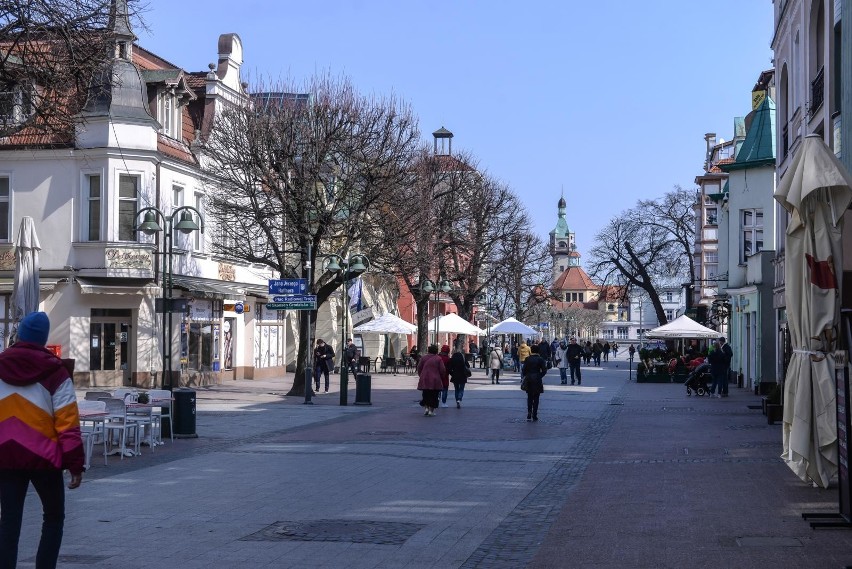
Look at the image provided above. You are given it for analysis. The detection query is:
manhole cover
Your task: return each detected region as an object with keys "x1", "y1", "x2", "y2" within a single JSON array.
[
  {"x1": 359, "y1": 431, "x2": 407, "y2": 436},
  {"x1": 241, "y1": 520, "x2": 424, "y2": 545}
]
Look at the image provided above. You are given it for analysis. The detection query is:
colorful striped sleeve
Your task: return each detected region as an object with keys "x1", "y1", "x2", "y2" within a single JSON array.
[{"x1": 52, "y1": 377, "x2": 84, "y2": 474}]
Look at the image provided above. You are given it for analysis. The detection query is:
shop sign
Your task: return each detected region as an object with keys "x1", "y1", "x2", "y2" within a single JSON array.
[
  {"x1": 105, "y1": 247, "x2": 152, "y2": 270},
  {"x1": 191, "y1": 299, "x2": 212, "y2": 320}
]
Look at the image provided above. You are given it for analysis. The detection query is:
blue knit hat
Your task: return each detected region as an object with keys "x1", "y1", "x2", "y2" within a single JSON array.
[{"x1": 17, "y1": 311, "x2": 50, "y2": 346}]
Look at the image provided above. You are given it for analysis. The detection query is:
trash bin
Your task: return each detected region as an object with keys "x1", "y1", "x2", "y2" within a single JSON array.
[
  {"x1": 172, "y1": 387, "x2": 197, "y2": 438},
  {"x1": 354, "y1": 373, "x2": 372, "y2": 405}
]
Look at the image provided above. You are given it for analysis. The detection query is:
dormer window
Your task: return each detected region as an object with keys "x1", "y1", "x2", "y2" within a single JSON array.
[
  {"x1": 0, "y1": 82, "x2": 34, "y2": 128},
  {"x1": 158, "y1": 90, "x2": 180, "y2": 139}
]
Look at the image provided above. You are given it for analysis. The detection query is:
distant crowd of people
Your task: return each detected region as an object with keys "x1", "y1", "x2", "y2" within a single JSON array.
[{"x1": 416, "y1": 336, "x2": 624, "y2": 423}]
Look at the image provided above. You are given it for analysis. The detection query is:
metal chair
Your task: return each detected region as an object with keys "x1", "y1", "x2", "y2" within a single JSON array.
[
  {"x1": 147, "y1": 389, "x2": 174, "y2": 444},
  {"x1": 358, "y1": 356, "x2": 372, "y2": 373},
  {"x1": 380, "y1": 357, "x2": 398, "y2": 374},
  {"x1": 99, "y1": 398, "x2": 139, "y2": 459}
]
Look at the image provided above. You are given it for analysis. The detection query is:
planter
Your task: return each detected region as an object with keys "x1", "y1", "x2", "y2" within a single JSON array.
[{"x1": 766, "y1": 404, "x2": 783, "y2": 425}]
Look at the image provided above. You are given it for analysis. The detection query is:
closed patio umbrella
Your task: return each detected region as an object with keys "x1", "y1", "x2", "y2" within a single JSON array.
[
  {"x1": 775, "y1": 134, "x2": 852, "y2": 488},
  {"x1": 11, "y1": 216, "x2": 41, "y2": 322}
]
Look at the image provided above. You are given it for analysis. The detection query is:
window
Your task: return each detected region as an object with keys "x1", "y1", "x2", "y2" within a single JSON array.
[
  {"x1": 0, "y1": 177, "x2": 9, "y2": 241},
  {"x1": 0, "y1": 82, "x2": 33, "y2": 126},
  {"x1": 741, "y1": 208, "x2": 764, "y2": 262},
  {"x1": 704, "y1": 251, "x2": 718, "y2": 264},
  {"x1": 84, "y1": 174, "x2": 101, "y2": 241},
  {"x1": 705, "y1": 207, "x2": 717, "y2": 226},
  {"x1": 118, "y1": 174, "x2": 139, "y2": 241},
  {"x1": 617, "y1": 326, "x2": 628, "y2": 340},
  {"x1": 193, "y1": 193, "x2": 203, "y2": 251},
  {"x1": 665, "y1": 292, "x2": 673, "y2": 303},
  {"x1": 172, "y1": 184, "x2": 184, "y2": 212},
  {"x1": 665, "y1": 309, "x2": 675, "y2": 320},
  {"x1": 603, "y1": 330, "x2": 614, "y2": 339},
  {"x1": 607, "y1": 304, "x2": 615, "y2": 311},
  {"x1": 159, "y1": 91, "x2": 179, "y2": 139}
]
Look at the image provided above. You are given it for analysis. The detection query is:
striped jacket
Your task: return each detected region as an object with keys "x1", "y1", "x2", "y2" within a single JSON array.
[{"x1": 0, "y1": 342, "x2": 84, "y2": 474}]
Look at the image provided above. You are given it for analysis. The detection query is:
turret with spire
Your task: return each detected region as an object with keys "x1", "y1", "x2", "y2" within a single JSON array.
[{"x1": 549, "y1": 190, "x2": 579, "y2": 280}]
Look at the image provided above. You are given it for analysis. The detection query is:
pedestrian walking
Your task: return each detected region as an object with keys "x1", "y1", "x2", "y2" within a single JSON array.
[
  {"x1": 447, "y1": 349, "x2": 471, "y2": 408},
  {"x1": 538, "y1": 338, "x2": 551, "y2": 367},
  {"x1": 566, "y1": 337, "x2": 584, "y2": 385},
  {"x1": 489, "y1": 344, "x2": 504, "y2": 384},
  {"x1": 511, "y1": 343, "x2": 520, "y2": 372},
  {"x1": 612, "y1": 343, "x2": 619, "y2": 358},
  {"x1": 344, "y1": 338, "x2": 358, "y2": 378},
  {"x1": 603, "y1": 341, "x2": 611, "y2": 362},
  {"x1": 438, "y1": 345, "x2": 451, "y2": 407},
  {"x1": 592, "y1": 339, "x2": 603, "y2": 366},
  {"x1": 518, "y1": 340, "x2": 531, "y2": 375},
  {"x1": 521, "y1": 344, "x2": 547, "y2": 422},
  {"x1": 416, "y1": 345, "x2": 446, "y2": 416},
  {"x1": 312, "y1": 339, "x2": 335, "y2": 393},
  {"x1": 555, "y1": 339, "x2": 569, "y2": 384},
  {"x1": 550, "y1": 338, "x2": 560, "y2": 367},
  {"x1": 0, "y1": 312, "x2": 84, "y2": 569},
  {"x1": 583, "y1": 341, "x2": 592, "y2": 365}
]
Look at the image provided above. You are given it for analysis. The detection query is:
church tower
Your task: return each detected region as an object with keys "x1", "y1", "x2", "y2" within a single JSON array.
[{"x1": 549, "y1": 192, "x2": 578, "y2": 281}]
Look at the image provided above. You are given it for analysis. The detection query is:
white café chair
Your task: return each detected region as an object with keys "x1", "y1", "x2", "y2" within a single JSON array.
[
  {"x1": 99, "y1": 398, "x2": 139, "y2": 459},
  {"x1": 77, "y1": 400, "x2": 106, "y2": 469},
  {"x1": 147, "y1": 389, "x2": 174, "y2": 444},
  {"x1": 121, "y1": 391, "x2": 156, "y2": 451}
]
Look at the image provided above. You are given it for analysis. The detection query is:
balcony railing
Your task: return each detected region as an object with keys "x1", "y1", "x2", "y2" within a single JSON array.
[
  {"x1": 810, "y1": 66, "x2": 825, "y2": 116},
  {"x1": 782, "y1": 124, "x2": 789, "y2": 159}
]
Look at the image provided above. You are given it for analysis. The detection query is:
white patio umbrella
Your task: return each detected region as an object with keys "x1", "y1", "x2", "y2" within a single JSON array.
[
  {"x1": 491, "y1": 317, "x2": 537, "y2": 335},
  {"x1": 11, "y1": 216, "x2": 41, "y2": 321},
  {"x1": 644, "y1": 315, "x2": 720, "y2": 340},
  {"x1": 427, "y1": 313, "x2": 486, "y2": 336},
  {"x1": 352, "y1": 313, "x2": 417, "y2": 334},
  {"x1": 775, "y1": 134, "x2": 852, "y2": 488}
]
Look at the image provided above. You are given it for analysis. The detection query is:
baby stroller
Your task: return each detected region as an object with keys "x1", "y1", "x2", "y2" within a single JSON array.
[{"x1": 684, "y1": 362, "x2": 711, "y2": 396}]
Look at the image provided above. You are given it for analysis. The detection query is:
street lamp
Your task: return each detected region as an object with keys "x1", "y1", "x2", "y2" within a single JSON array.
[
  {"x1": 324, "y1": 253, "x2": 370, "y2": 406},
  {"x1": 420, "y1": 278, "x2": 452, "y2": 346},
  {"x1": 136, "y1": 206, "x2": 204, "y2": 390}
]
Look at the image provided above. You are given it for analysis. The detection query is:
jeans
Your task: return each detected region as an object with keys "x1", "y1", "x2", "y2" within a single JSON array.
[
  {"x1": 440, "y1": 387, "x2": 448, "y2": 404},
  {"x1": 711, "y1": 369, "x2": 729, "y2": 395},
  {"x1": 559, "y1": 367, "x2": 568, "y2": 384},
  {"x1": 491, "y1": 368, "x2": 500, "y2": 383},
  {"x1": 453, "y1": 382, "x2": 466, "y2": 401},
  {"x1": 313, "y1": 363, "x2": 330, "y2": 391},
  {"x1": 0, "y1": 469, "x2": 65, "y2": 569},
  {"x1": 569, "y1": 361, "x2": 582, "y2": 384}
]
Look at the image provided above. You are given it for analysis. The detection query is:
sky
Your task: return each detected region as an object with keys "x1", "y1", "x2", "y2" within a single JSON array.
[{"x1": 137, "y1": 1, "x2": 774, "y2": 262}]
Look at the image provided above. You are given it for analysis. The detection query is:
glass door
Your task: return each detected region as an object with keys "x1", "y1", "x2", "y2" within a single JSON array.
[{"x1": 90, "y1": 320, "x2": 130, "y2": 385}]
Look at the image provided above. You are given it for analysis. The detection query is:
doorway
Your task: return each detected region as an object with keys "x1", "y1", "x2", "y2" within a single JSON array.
[{"x1": 90, "y1": 309, "x2": 132, "y2": 386}]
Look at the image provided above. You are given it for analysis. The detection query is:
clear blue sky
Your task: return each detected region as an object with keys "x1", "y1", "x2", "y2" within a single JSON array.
[{"x1": 137, "y1": 1, "x2": 773, "y2": 262}]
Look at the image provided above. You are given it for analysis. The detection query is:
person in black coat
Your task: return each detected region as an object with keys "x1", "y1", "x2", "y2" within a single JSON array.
[
  {"x1": 522, "y1": 344, "x2": 548, "y2": 422},
  {"x1": 313, "y1": 339, "x2": 335, "y2": 393},
  {"x1": 446, "y1": 350, "x2": 471, "y2": 408}
]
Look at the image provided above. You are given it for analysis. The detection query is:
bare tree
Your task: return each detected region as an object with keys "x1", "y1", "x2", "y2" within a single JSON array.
[
  {"x1": 0, "y1": 0, "x2": 143, "y2": 138},
  {"x1": 490, "y1": 229, "x2": 551, "y2": 323},
  {"x1": 201, "y1": 75, "x2": 420, "y2": 395},
  {"x1": 586, "y1": 186, "x2": 696, "y2": 326}
]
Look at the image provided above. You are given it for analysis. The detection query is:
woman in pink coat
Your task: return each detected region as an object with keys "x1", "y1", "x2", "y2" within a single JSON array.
[{"x1": 417, "y1": 345, "x2": 446, "y2": 416}]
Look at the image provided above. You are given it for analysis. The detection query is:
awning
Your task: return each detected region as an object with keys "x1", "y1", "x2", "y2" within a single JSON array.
[
  {"x1": 76, "y1": 277, "x2": 159, "y2": 295},
  {"x1": 170, "y1": 275, "x2": 266, "y2": 300}
]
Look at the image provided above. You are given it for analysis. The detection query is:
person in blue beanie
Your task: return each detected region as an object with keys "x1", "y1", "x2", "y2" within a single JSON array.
[{"x1": 0, "y1": 312, "x2": 84, "y2": 569}]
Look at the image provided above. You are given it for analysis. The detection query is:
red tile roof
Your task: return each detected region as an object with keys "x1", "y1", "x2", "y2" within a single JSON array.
[
  {"x1": 552, "y1": 266, "x2": 598, "y2": 291},
  {"x1": 158, "y1": 134, "x2": 197, "y2": 165}
]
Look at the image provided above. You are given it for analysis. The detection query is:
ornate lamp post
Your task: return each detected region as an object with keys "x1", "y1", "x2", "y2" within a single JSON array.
[
  {"x1": 324, "y1": 253, "x2": 370, "y2": 406},
  {"x1": 420, "y1": 278, "x2": 452, "y2": 345},
  {"x1": 136, "y1": 206, "x2": 204, "y2": 390}
]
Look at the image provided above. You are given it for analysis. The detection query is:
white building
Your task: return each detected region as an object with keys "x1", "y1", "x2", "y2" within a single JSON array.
[{"x1": 0, "y1": 7, "x2": 279, "y2": 387}]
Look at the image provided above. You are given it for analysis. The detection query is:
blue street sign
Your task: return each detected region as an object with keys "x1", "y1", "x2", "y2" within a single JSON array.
[
  {"x1": 268, "y1": 278, "x2": 307, "y2": 295},
  {"x1": 271, "y1": 294, "x2": 316, "y2": 303}
]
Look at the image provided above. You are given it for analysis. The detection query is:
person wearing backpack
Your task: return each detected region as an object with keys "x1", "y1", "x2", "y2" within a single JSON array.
[{"x1": 447, "y1": 349, "x2": 471, "y2": 408}]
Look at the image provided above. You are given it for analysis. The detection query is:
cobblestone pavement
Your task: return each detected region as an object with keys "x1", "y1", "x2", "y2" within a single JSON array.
[{"x1": 8, "y1": 357, "x2": 851, "y2": 568}]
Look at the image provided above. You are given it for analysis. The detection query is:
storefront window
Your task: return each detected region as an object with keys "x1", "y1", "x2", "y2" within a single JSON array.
[
  {"x1": 181, "y1": 299, "x2": 223, "y2": 372},
  {"x1": 255, "y1": 302, "x2": 285, "y2": 369}
]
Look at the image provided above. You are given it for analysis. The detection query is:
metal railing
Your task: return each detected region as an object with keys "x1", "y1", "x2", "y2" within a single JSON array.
[{"x1": 810, "y1": 66, "x2": 825, "y2": 116}]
